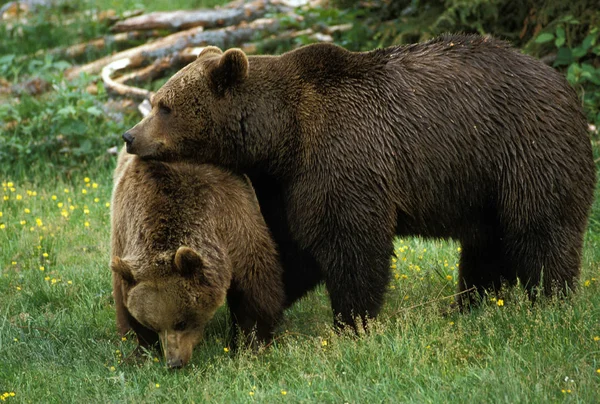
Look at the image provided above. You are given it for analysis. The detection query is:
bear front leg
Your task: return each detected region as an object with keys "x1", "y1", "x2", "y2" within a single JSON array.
[
  {"x1": 456, "y1": 238, "x2": 514, "y2": 309},
  {"x1": 112, "y1": 272, "x2": 131, "y2": 336},
  {"x1": 315, "y1": 229, "x2": 394, "y2": 332}
]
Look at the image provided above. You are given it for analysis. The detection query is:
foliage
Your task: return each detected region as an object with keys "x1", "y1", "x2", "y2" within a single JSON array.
[
  {"x1": 0, "y1": 74, "x2": 137, "y2": 179},
  {"x1": 532, "y1": 19, "x2": 600, "y2": 126},
  {"x1": 329, "y1": 0, "x2": 600, "y2": 127}
]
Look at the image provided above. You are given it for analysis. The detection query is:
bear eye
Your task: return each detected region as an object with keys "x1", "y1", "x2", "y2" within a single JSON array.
[
  {"x1": 173, "y1": 320, "x2": 187, "y2": 331},
  {"x1": 158, "y1": 102, "x2": 172, "y2": 115}
]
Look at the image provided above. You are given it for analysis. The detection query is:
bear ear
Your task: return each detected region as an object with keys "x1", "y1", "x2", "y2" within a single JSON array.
[
  {"x1": 111, "y1": 256, "x2": 136, "y2": 284},
  {"x1": 174, "y1": 246, "x2": 205, "y2": 278},
  {"x1": 206, "y1": 48, "x2": 248, "y2": 94},
  {"x1": 197, "y1": 46, "x2": 223, "y2": 60}
]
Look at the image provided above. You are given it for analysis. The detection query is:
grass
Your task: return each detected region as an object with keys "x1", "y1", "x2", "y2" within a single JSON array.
[
  {"x1": 1, "y1": 172, "x2": 599, "y2": 402},
  {"x1": 1, "y1": 0, "x2": 600, "y2": 402}
]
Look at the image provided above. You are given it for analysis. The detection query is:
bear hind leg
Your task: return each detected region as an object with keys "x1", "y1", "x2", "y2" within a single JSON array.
[{"x1": 505, "y1": 230, "x2": 582, "y2": 300}]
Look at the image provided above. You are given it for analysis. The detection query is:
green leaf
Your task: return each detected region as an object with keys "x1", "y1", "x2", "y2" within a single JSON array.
[
  {"x1": 566, "y1": 63, "x2": 581, "y2": 84},
  {"x1": 555, "y1": 37, "x2": 565, "y2": 47},
  {"x1": 555, "y1": 27, "x2": 565, "y2": 39},
  {"x1": 581, "y1": 34, "x2": 595, "y2": 51},
  {"x1": 554, "y1": 47, "x2": 573, "y2": 66},
  {"x1": 572, "y1": 46, "x2": 588, "y2": 59},
  {"x1": 535, "y1": 33, "x2": 554, "y2": 44},
  {"x1": 86, "y1": 106, "x2": 102, "y2": 117}
]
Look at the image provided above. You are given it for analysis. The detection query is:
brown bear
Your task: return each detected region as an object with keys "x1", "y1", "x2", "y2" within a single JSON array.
[
  {"x1": 122, "y1": 34, "x2": 596, "y2": 330},
  {"x1": 110, "y1": 148, "x2": 284, "y2": 367}
]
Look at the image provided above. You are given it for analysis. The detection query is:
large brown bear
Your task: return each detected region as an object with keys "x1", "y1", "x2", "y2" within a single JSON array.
[
  {"x1": 111, "y1": 149, "x2": 284, "y2": 367},
  {"x1": 123, "y1": 34, "x2": 596, "y2": 330}
]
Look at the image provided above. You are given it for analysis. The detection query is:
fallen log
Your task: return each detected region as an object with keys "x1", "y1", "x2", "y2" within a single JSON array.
[
  {"x1": 101, "y1": 58, "x2": 154, "y2": 100},
  {"x1": 116, "y1": 47, "x2": 204, "y2": 84},
  {"x1": 66, "y1": 18, "x2": 280, "y2": 79},
  {"x1": 44, "y1": 31, "x2": 159, "y2": 59},
  {"x1": 111, "y1": 0, "x2": 271, "y2": 32}
]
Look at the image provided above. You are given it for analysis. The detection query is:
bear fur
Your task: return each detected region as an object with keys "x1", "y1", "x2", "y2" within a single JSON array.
[
  {"x1": 110, "y1": 149, "x2": 284, "y2": 367},
  {"x1": 123, "y1": 34, "x2": 596, "y2": 329}
]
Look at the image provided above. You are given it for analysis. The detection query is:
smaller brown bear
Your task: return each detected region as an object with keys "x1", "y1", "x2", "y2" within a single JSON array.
[{"x1": 110, "y1": 148, "x2": 284, "y2": 368}]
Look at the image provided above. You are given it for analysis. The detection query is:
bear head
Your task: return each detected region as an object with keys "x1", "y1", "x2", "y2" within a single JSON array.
[
  {"x1": 122, "y1": 46, "x2": 250, "y2": 166},
  {"x1": 111, "y1": 246, "x2": 231, "y2": 368}
]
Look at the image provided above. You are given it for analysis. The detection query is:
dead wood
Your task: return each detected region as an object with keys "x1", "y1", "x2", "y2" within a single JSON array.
[
  {"x1": 111, "y1": 0, "x2": 271, "y2": 32},
  {"x1": 66, "y1": 18, "x2": 280, "y2": 79},
  {"x1": 45, "y1": 31, "x2": 159, "y2": 59},
  {"x1": 115, "y1": 47, "x2": 204, "y2": 85},
  {"x1": 101, "y1": 58, "x2": 154, "y2": 100}
]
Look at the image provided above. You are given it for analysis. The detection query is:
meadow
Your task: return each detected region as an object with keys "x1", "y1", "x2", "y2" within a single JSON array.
[{"x1": 1, "y1": 0, "x2": 600, "y2": 402}]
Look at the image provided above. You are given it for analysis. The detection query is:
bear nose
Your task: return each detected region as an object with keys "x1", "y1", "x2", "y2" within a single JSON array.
[
  {"x1": 122, "y1": 131, "x2": 134, "y2": 145},
  {"x1": 167, "y1": 357, "x2": 183, "y2": 369}
]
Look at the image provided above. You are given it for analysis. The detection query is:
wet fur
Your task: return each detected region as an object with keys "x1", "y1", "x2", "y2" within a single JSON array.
[
  {"x1": 124, "y1": 34, "x2": 596, "y2": 329},
  {"x1": 110, "y1": 149, "x2": 284, "y2": 357}
]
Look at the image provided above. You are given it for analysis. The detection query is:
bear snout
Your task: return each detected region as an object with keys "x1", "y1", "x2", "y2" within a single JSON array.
[
  {"x1": 167, "y1": 357, "x2": 184, "y2": 369},
  {"x1": 122, "y1": 132, "x2": 135, "y2": 151}
]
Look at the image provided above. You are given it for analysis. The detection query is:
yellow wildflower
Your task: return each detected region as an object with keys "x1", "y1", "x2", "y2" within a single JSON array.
[
  {"x1": 446, "y1": 275, "x2": 453, "y2": 281},
  {"x1": 496, "y1": 299, "x2": 504, "y2": 307},
  {"x1": 44, "y1": 276, "x2": 50, "y2": 281},
  {"x1": 105, "y1": 202, "x2": 110, "y2": 208},
  {"x1": 593, "y1": 336, "x2": 600, "y2": 341},
  {"x1": 16, "y1": 194, "x2": 22, "y2": 200},
  {"x1": 52, "y1": 195, "x2": 57, "y2": 200},
  {"x1": 23, "y1": 208, "x2": 30, "y2": 213},
  {"x1": 281, "y1": 391, "x2": 287, "y2": 396},
  {"x1": 224, "y1": 347, "x2": 229, "y2": 353},
  {"x1": 64, "y1": 188, "x2": 69, "y2": 193},
  {"x1": 82, "y1": 189, "x2": 87, "y2": 194},
  {"x1": 19, "y1": 220, "x2": 26, "y2": 225},
  {"x1": 92, "y1": 183, "x2": 98, "y2": 189},
  {"x1": 155, "y1": 384, "x2": 160, "y2": 388},
  {"x1": 43, "y1": 253, "x2": 49, "y2": 258},
  {"x1": 3, "y1": 196, "x2": 8, "y2": 201},
  {"x1": 84, "y1": 221, "x2": 90, "y2": 227},
  {"x1": 94, "y1": 198, "x2": 100, "y2": 203},
  {"x1": 7, "y1": 181, "x2": 13, "y2": 187},
  {"x1": 321, "y1": 340, "x2": 328, "y2": 347},
  {"x1": 0, "y1": 224, "x2": 5, "y2": 230},
  {"x1": 39, "y1": 266, "x2": 45, "y2": 271},
  {"x1": 84, "y1": 177, "x2": 90, "y2": 183}
]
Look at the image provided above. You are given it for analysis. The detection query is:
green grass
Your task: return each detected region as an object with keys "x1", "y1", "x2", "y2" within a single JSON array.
[{"x1": 1, "y1": 170, "x2": 599, "y2": 402}]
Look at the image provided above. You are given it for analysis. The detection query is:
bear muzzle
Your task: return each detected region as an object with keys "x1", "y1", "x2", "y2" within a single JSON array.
[
  {"x1": 122, "y1": 132, "x2": 135, "y2": 154},
  {"x1": 167, "y1": 356, "x2": 184, "y2": 369}
]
